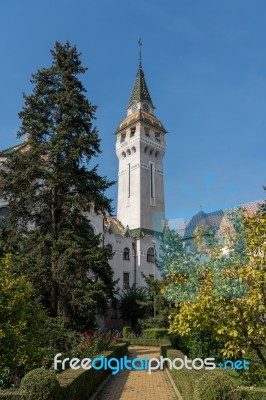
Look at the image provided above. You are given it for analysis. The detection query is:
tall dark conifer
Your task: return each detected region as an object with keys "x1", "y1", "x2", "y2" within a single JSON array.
[{"x1": 0, "y1": 42, "x2": 115, "y2": 329}]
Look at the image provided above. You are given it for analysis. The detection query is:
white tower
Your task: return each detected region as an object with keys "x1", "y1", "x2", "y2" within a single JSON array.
[{"x1": 115, "y1": 41, "x2": 166, "y2": 236}]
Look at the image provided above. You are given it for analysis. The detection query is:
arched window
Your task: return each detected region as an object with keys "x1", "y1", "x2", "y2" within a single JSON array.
[
  {"x1": 150, "y1": 149, "x2": 153, "y2": 155},
  {"x1": 123, "y1": 247, "x2": 130, "y2": 260},
  {"x1": 127, "y1": 149, "x2": 131, "y2": 155},
  {"x1": 144, "y1": 146, "x2": 148, "y2": 153},
  {"x1": 105, "y1": 243, "x2": 114, "y2": 259},
  {"x1": 122, "y1": 151, "x2": 126, "y2": 159},
  {"x1": 147, "y1": 247, "x2": 155, "y2": 262},
  {"x1": 132, "y1": 146, "x2": 136, "y2": 153},
  {"x1": 105, "y1": 243, "x2": 113, "y2": 251}
]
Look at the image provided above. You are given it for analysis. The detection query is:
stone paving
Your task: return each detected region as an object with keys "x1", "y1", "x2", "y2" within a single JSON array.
[{"x1": 93, "y1": 346, "x2": 178, "y2": 400}]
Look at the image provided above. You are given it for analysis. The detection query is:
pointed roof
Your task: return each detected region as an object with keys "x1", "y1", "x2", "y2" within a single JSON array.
[
  {"x1": 177, "y1": 200, "x2": 264, "y2": 239},
  {"x1": 128, "y1": 66, "x2": 154, "y2": 107}
]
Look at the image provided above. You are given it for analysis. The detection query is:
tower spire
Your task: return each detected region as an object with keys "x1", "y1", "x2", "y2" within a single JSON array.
[
  {"x1": 138, "y1": 38, "x2": 142, "y2": 68},
  {"x1": 128, "y1": 39, "x2": 154, "y2": 108}
]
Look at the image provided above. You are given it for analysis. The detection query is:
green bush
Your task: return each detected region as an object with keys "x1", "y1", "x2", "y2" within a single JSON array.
[
  {"x1": 195, "y1": 371, "x2": 234, "y2": 400},
  {"x1": 143, "y1": 328, "x2": 167, "y2": 340},
  {"x1": 123, "y1": 338, "x2": 170, "y2": 347},
  {"x1": 20, "y1": 368, "x2": 62, "y2": 400},
  {"x1": 169, "y1": 330, "x2": 223, "y2": 361},
  {"x1": 229, "y1": 387, "x2": 266, "y2": 399},
  {"x1": 0, "y1": 256, "x2": 53, "y2": 388},
  {"x1": 0, "y1": 390, "x2": 26, "y2": 399},
  {"x1": 122, "y1": 326, "x2": 132, "y2": 338},
  {"x1": 169, "y1": 333, "x2": 189, "y2": 352},
  {"x1": 238, "y1": 351, "x2": 266, "y2": 387}
]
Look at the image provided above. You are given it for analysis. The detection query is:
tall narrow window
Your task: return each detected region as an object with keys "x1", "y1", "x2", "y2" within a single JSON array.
[
  {"x1": 150, "y1": 162, "x2": 155, "y2": 198},
  {"x1": 130, "y1": 126, "x2": 136, "y2": 137},
  {"x1": 123, "y1": 272, "x2": 130, "y2": 288},
  {"x1": 127, "y1": 163, "x2": 130, "y2": 198}
]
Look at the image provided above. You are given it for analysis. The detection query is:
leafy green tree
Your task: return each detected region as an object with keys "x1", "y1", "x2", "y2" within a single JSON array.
[
  {"x1": 119, "y1": 284, "x2": 147, "y2": 327},
  {"x1": 0, "y1": 255, "x2": 51, "y2": 388},
  {"x1": 166, "y1": 203, "x2": 266, "y2": 369},
  {"x1": 0, "y1": 42, "x2": 115, "y2": 329},
  {"x1": 158, "y1": 228, "x2": 200, "y2": 303},
  {"x1": 139, "y1": 273, "x2": 170, "y2": 329}
]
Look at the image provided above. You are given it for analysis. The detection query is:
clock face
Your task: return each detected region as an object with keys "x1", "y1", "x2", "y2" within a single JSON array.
[
  {"x1": 143, "y1": 103, "x2": 150, "y2": 113},
  {"x1": 131, "y1": 102, "x2": 138, "y2": 113}
]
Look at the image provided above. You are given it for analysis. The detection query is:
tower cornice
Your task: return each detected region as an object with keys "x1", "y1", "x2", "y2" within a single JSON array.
[{"x1": 115, "y1": 110, "x2": 167, "y2": 135}]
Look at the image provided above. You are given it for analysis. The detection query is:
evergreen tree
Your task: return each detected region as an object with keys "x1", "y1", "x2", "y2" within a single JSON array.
[
  {"x1": 0, "y1": 42, "x2": 115, "y2": 329},
  {"x1": 119, "y1": 285, "x2": 147, "y2": 327}
]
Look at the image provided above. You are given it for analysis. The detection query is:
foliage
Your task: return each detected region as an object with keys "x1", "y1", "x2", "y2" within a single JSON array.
[
  {"x1": 139, "y1": 273, "x2": 170, "y2": 329},
  {"x1": 56, "y1": 343, "x2": 128, "y2": 400},
  {"x1": 195, "y1": 371, "x2": 234, "y2": 400},
  {"x1": 142, "y1": 328, "x2": 168, "y2": 339},
  {"x1": 164, "y1": 201, "x2": 266, "y2": 375},
  {"x1": 238, "y1": 350, "x2": 266, "y2": 387},
  {"x1": 229, "y1": 387, "x2": 266, "y2": 399},
  {"x1": 168, "y1": 330, "x2": 223, "y2": 360},
  {"x1": 20, "y1": 368, "x2": 61, "y2": 400},
  {"x1": 0, "y1": 255, "x2": 52, "y2": 388},
  {"x1": 0, "y1": 42, "x2": 115, "y2": 329},
  {"x1": 122, "y1": 326, "x2": 133, "y2": 338},
  {"x1": 119, "y1": 284, "x2": 147, "y2": 327},
  {"x1": 64, "y1": 330, "x2": 117, "y2": 360},
  {"x1": 158, "y1": 228, "x2": 200, "y2": 303}
]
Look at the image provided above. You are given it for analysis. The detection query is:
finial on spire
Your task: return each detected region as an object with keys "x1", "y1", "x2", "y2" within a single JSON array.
[{"x1": 138, "y1": 38, "x2": 142, "y2": 68}]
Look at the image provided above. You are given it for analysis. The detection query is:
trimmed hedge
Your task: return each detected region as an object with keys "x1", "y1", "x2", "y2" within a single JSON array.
[
  {"x1": 160, "y1": 346, "x2": 266, "y2": 400},
  {"x1": 230, "y1": 387, "x2": 266, "y2": 400},
  {"x1": 0, "y1": 391, "x2": 26, "y2": 400},
  {"x1": 196, "y1": 371, "x2": 234, "y2": 400},
  {"x1": 161, "y1": 347, "x2": 202, "y2": 400},
  {"x1": 122, "y1": 326, "x2": 132, "y2": 338},
  {"x1": 122, "y1": 338, "x2": 170, "y2": 347},
  {"x1": 57, "y1": 343, "x2": 128, "y2": 400},
  {"x1": 20, "y1": 368, "x2": 61, "y2": 400},
  {"x1": 143, "y1": 328, "x2": 168, "y2": 340}
]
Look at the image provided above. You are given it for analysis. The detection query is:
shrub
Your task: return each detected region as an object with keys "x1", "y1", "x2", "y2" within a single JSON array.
[
  {"x1": 185, "y1": 330, "x2": 223, "y2": 361},
  {"x1": 238, "y1": 350, "x2": 266, "y2": 387},
  {"x1": 168, "y1": 330, "x2": 223, "y2": 361},
  {"x1": 0, "y1": 255, "x2": 52, "y2": 388},
  {"x1": 66, "y1": 330, "x2": 115, "y2": 360},
  {"x1": 20, "y1": 368, "x2": 61, "y2": 400},
  {"x1": 196, "y1": 371, "x2": 234, "y2": 400},
  {"x1": 0, "y1": 389, "x2": 26, "y2": 399},
  {"x1": 143, "y1": 328, "x2": 167, "y2": 340},
  {"x1": 169, "y1": 333, "x2": 189, "y2": 353},
  {"x1": 122, "y1": 326, "x2": 133, "y2": 338},
  {"x1": 229, "y1": 387, "x2": 266, "y2": 399}
]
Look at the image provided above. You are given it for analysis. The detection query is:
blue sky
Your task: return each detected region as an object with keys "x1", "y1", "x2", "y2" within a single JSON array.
[{"x1": 0, "y1": 0, "x2": 265, "y2": 222}]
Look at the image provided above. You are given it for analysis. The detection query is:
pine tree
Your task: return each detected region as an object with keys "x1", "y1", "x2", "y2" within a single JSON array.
[{"x1": 0, "y1": 42, "x2": 115, "y2": 329}]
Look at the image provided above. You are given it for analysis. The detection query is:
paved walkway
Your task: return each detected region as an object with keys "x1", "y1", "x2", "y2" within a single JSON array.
[{"x1": 93, "y1": 346, "x2": 178, "y2": 400}]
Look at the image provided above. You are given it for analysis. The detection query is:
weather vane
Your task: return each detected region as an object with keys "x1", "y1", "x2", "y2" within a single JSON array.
[{"x1": 138, "y1": 38, "x2": 142, "y2": 68}]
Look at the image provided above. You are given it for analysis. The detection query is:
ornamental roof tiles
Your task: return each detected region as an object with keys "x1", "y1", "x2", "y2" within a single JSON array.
[{"x1": 128, "y1": 67, "x2": 154, "y2": 107}]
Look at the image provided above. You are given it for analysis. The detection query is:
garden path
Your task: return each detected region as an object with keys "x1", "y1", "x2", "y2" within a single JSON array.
[{"x1": 92, "y1": 346, "x2": 182, "y2": 400}]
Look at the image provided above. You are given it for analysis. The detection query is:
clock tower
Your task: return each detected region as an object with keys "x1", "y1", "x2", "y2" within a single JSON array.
[{"x1": 115, "y1": 41, "x2": 166, "y2": 235}]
